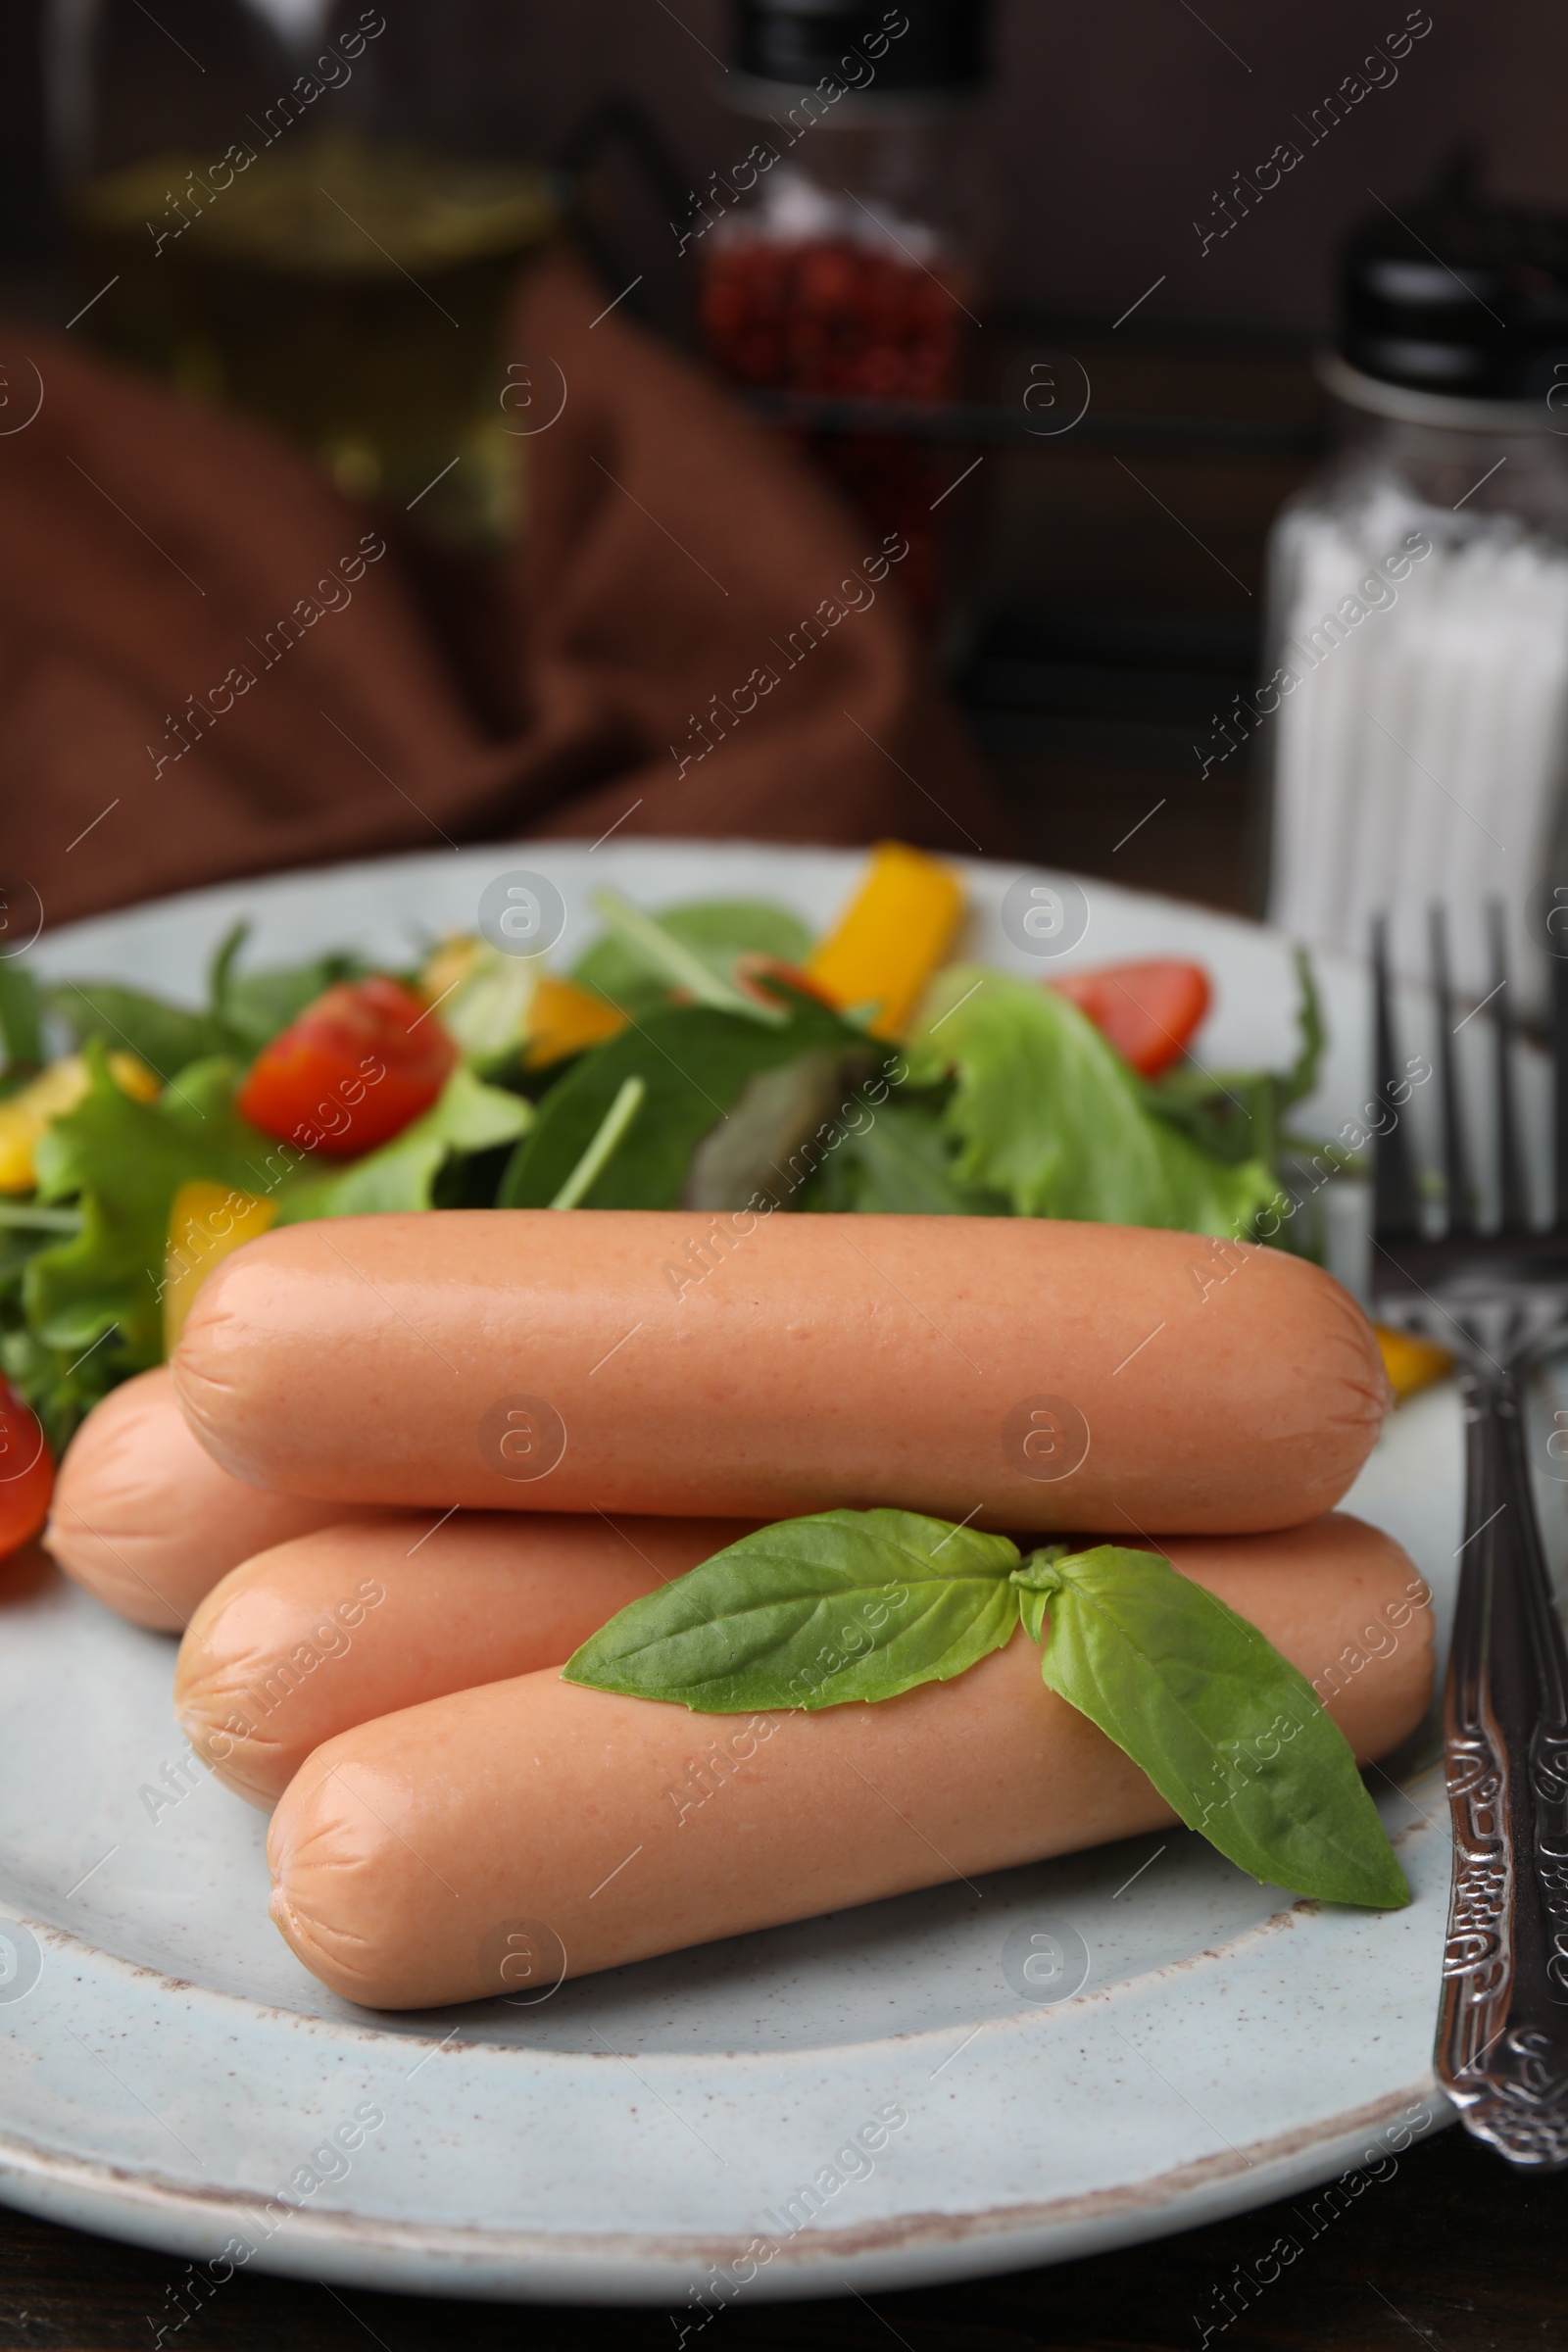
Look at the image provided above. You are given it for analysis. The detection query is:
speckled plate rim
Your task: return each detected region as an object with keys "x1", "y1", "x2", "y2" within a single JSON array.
[{"x1": 0, "y1": 2071, "x2": 1448, "y2": 2306}]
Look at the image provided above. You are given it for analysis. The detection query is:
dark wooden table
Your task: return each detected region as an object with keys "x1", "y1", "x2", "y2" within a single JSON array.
[{"x1": 1, "y1": 2119, "x2": 1562, "y2": 2350}]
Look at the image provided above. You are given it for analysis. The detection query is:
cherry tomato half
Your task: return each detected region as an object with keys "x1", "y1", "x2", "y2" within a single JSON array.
[
  {"x1": 235, "y1": 977, "x2": 457, "y2": 1157},
  {"x1": 0, "y1": 1380, "x2": 53, "y2": 1561},
  {"x1": 1051, "y1": 958, "x2": 1212, "y2": 1079}
]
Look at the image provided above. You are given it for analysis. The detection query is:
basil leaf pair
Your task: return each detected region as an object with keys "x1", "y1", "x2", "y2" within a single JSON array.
[{"x1": 564, "y1": 1512, "x2": 1408, "y2": 1912}]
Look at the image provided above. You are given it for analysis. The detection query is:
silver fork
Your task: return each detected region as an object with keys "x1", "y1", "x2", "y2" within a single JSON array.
[{"x1": 1370, "y1": 905, "x2": 1568, "y2": 2169}]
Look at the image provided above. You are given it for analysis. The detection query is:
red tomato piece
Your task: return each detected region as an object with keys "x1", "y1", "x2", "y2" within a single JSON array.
[
  {"x1": 235, "y1": 976, "x2": 457, "y2": 1157},
  {"x1": 0, "y1": 1381, "x2": 53, "y2": 1561},
  {"x1": 1051, "y1": 959, "x2": 1212, "y2": 1078}
]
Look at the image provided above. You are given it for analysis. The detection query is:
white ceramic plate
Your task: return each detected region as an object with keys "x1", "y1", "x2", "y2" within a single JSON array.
[{"x1": 0, "y1": 843, "x2": 1504, "y2": 2304}]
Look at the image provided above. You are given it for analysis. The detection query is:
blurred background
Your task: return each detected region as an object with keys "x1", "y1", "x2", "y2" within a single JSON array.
[{"x1": 2, "y1": 0, "x2": 1566, "y2": 947}]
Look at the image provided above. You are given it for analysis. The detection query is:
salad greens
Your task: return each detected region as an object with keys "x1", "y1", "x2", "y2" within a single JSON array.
[
  {"x1": 904, "y1": 969, "x2": 1281, "y2": 1238},
  {"x1": 48, "y1": 921, "x2": 368, "y2": 1080},
  {"x1": 5, "y1": 1034, "x2": 527, "y2": 1445},
  {"x1": 0, "y1": 868, "x2": 1325, "y2": 1449},
  {"x1": 498, "y1": 993, "x2": 865, "y2": 1211},
  {"x1": 570, "y1": 897, "x2": 811, "y2": 1023},
  {"x1": 564, "y1": 1510, "x2": 1408, "y2": 1911}
]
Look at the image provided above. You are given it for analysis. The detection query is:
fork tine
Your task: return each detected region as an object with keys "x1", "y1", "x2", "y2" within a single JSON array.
[
  {"x1": 1554, "y1": 943, "x2": 1568, "y2": 1231},
  {"x1": 1371, "y1": 913, "x2": 1420, "y2": 1238},
  {"x1": 1429, "y1": 905, "x2": 1474, "y2": 1236},
  {"x1": 1489, "y1": 902, "x2": 1530, "y2": 1233}
]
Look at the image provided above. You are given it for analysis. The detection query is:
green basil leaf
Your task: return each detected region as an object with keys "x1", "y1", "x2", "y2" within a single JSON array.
[
  {"x1": 564, "y1": 1508, "x2": 1022, "y2": 1712},
  {"x1": 1016, "y1": 1544, "x2": 1409, "y2": 1909}
]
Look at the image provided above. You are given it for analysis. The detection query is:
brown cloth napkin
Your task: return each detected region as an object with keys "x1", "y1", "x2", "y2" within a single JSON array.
[{"x1": 0, "y1": 252, "x2": 1011, "y2": 931}]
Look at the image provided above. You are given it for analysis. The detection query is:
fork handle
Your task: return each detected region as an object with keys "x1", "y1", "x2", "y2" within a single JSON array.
[{"x1": 1438, "y1": 1360, "x2": 1568, "y2": 2166}]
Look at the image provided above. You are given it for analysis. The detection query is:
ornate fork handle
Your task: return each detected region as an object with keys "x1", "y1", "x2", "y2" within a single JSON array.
[{"x1": 1439, "y1": 1354, "x2": 1568, "y2": 2166}]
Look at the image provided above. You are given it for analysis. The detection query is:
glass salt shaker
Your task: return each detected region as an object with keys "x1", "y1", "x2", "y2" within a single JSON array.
[{"x1": 1259, "y1": 173, "x2": 1568, "y2": 1009}]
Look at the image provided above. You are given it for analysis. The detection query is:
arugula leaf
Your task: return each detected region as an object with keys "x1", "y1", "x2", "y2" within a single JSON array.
[
  {"x1": 274, "y1": 1064, "x2": 532, "y2": 1221},
  {"x1": 52, "y1": 940, "x2": 369, "y2": 1080},
  {"x1": 1142, "y1": 949, "x2": 1324, "y2": 1174},
  {"x1": 803, "y1": 1092, "x2": 1010, "y2": 1216},
  {"x1": 1014, "y1": 1544, "x2": 1409, "y2": 1909},
  {"x1": 549, "y1": 1076, "x2": 645, "y2": 1210},
  {"x1": 571, "y1": 899, "x2": 811, "y2": 1020},
  {"x1": 909, "y1": 968, "x2": 1278, "y2": 1239},
  {"x1": 564, "y1": 1509, "x2": 1021, "y2": 1711},
  {"x1": 204, "y1": 918, "x2": 374, "y2": 1054},
  {"x1": 207, "y1": 920, "x2": 251, "y2": 1025},
  {"x1": 685, "y1": 1048, "x2": 868, "y2": 1212},
  {"x1": 221, "y1": 953, "x2": 367, "y2": 1054},
  {"x1": 48, "y1": 978, "x2": 226, "y2": 1081},
  {"x1": 497, "y1": 997, "x2": 860, "y2": 1210},
  {"x1": 0, "y1": 963, "x2": 44, "y2": 1075},
  {"x1": 0, "y1": 1211, "x2": 77, "y2": 1449},
  {"x1": 582, "y1": 891, "x2": 787, "y2": 1025}
]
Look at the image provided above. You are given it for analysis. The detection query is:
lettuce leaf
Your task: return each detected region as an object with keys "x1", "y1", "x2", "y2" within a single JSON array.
[
  {"x1": 275, "y1": 1065, "x2": 531, "y2": 1220},
  {"x1": 14, "y1": 1052, "x2": 527, "y2": 1440},
  {"x1": 23, "y1": 1050, "x2": 292, "y2": 1431},
  {"x1": 908, "y1": 969, "x2": 1278, "y2": 1238}
]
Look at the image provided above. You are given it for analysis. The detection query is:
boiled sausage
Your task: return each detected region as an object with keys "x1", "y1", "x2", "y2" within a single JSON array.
[
  {"x1": 174, "y1": 1212, "x2": 1390, "y2": 1534},
  {"x1": 267, "y1": 1513, "x2": 1432, "y2": 2008}
]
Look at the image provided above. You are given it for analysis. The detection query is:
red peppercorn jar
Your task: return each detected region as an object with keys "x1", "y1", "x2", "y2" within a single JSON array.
[{"x1": 695, "y1": 1, "x2": 994, "y2": 615}]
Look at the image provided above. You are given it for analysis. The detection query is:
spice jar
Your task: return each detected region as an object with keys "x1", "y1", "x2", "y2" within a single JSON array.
[
  {"x1": 695, "y1": 0, "x2": 993, "y2": 614},
  {"x1": 1259, "y1": 172, "x2": 1568, "y2": 1004}
]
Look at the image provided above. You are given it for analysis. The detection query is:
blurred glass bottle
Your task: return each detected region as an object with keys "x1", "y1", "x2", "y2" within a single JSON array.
[
  {"x1": 695, "y1": 0, "x2": 993, "y2": 616},
  {"x1": 44, "y1": 0, "x2": 561, "y2": 548},
  {"x1": 1258, "y1": 168, "x2": 1568, "y2": 1005}
]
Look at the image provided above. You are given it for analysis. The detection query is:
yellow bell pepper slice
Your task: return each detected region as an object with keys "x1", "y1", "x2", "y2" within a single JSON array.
[
  {"x1": 0, "y1": 1052, "x2": 161, "y2": 1193},
  {"x1": 163, "y1": 1180, "x2": 278, "y2": 1355},
  {"x1": 1375, "y1": 1322, "x2": 1453, "y2": 1404},
  {"x1": 804, "y1": 840, "x2": 965, "y2": 1041},
  {"x1": 524, "y1": 976, "x2": 628, "y2": 1070}
]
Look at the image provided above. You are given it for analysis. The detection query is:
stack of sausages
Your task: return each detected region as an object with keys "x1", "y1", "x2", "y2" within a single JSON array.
[{"x1": 46, "y1": 1211, "x2": 1431, "y2": 2009}]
